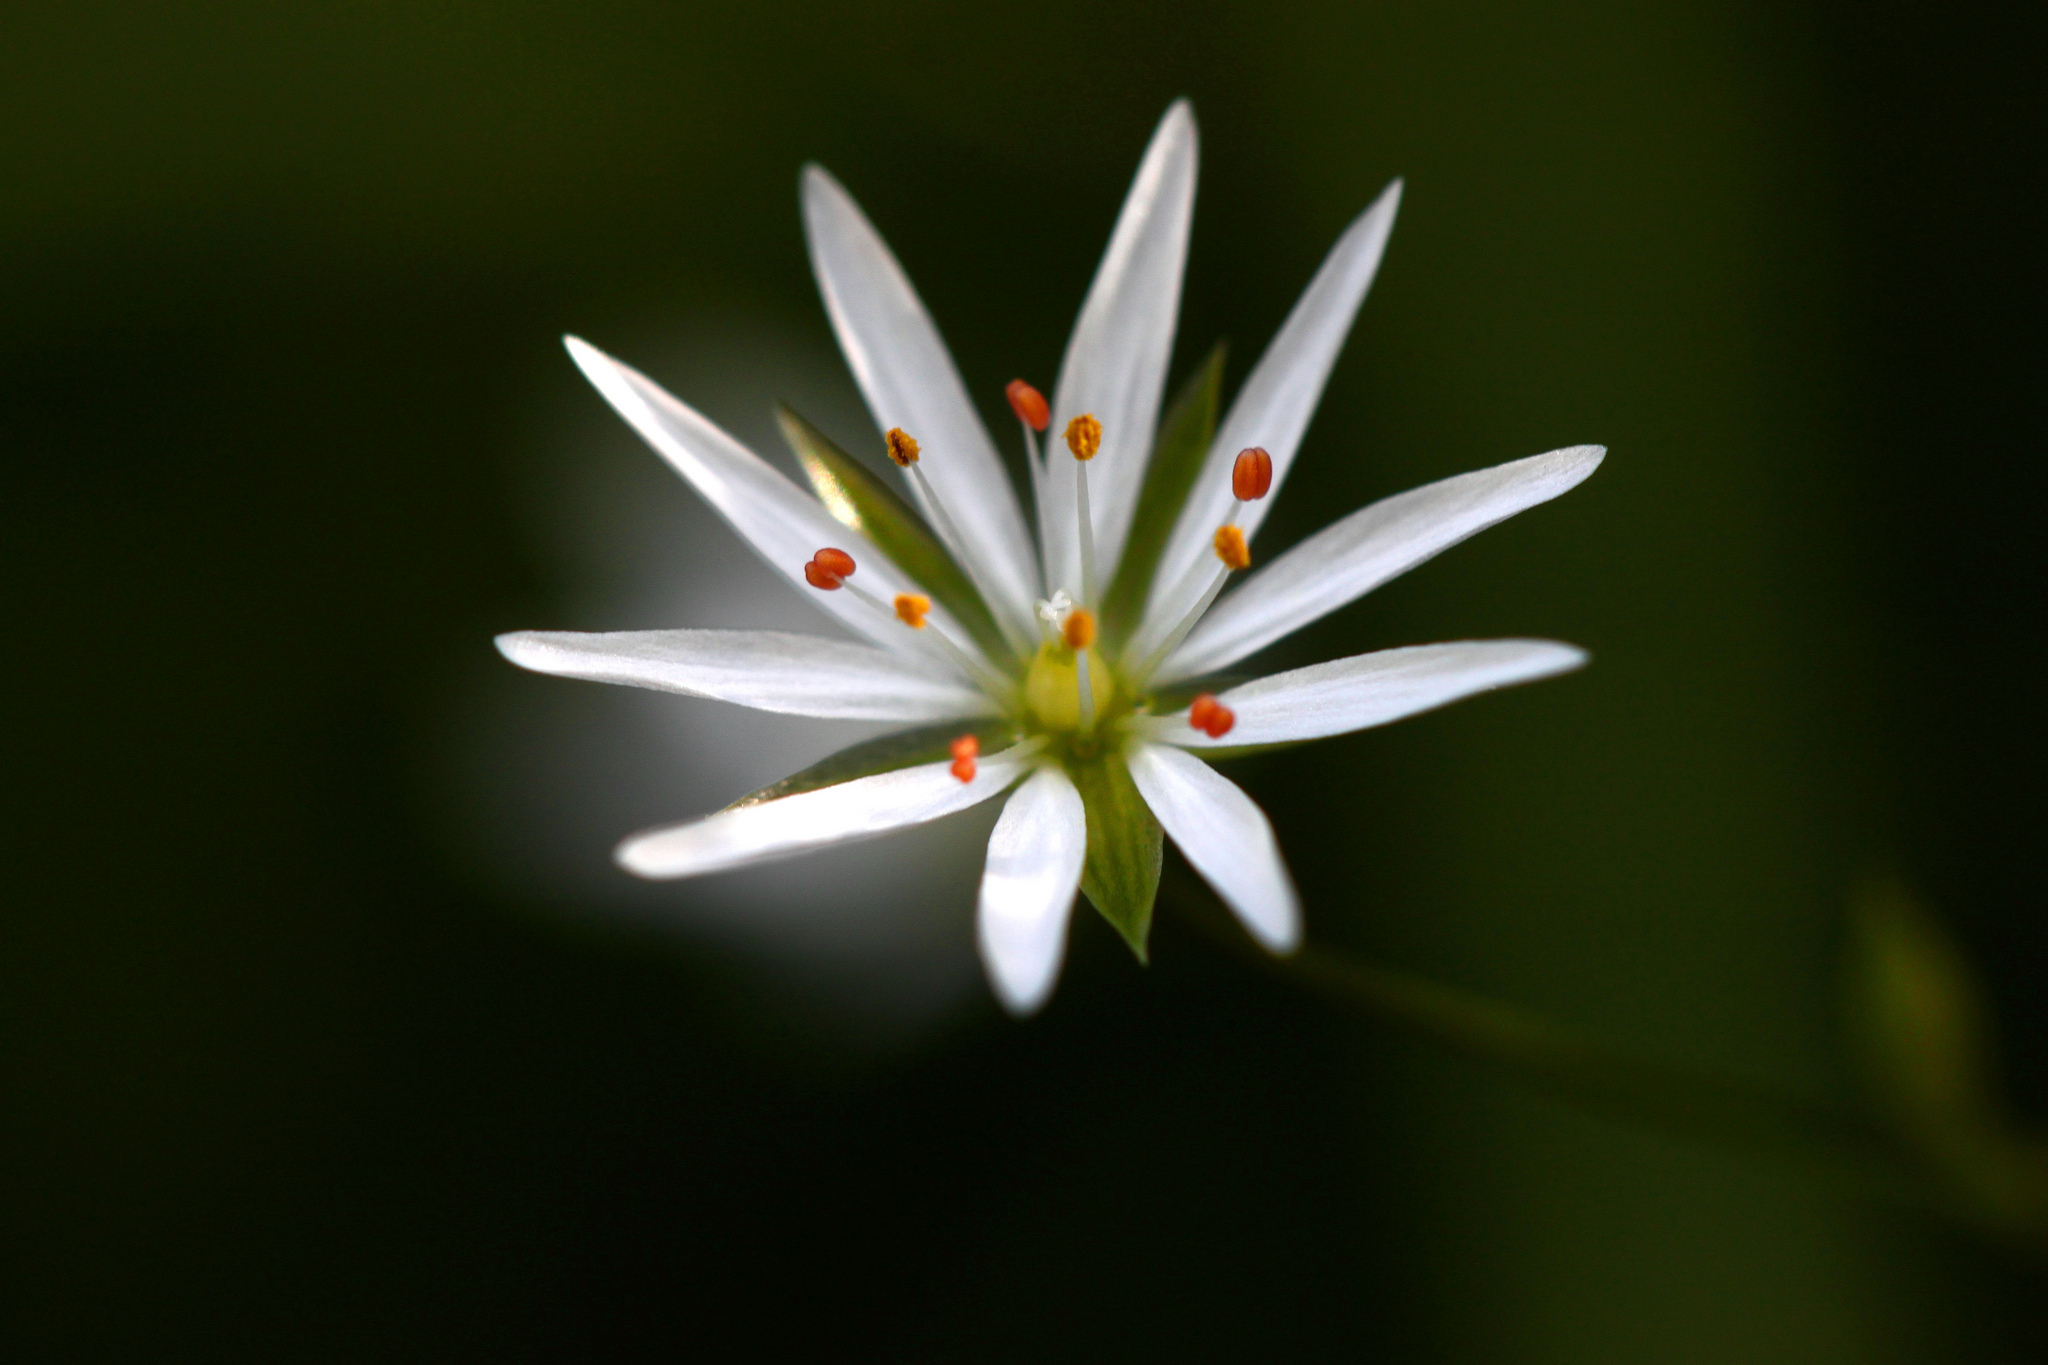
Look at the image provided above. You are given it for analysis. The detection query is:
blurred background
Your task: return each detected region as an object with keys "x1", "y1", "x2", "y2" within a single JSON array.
[{"x1": 5, "y1": 0, "x2": 2043, "y2": 1357}]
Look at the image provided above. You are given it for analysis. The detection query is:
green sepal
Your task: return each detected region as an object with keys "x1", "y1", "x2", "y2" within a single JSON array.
[
  {"x1": 1068, "y1": 751, "x2": 1162, "y2": 961},
  {"x1": 777, "y1": 405, "x2": 1014, "y2": 663},
  {"x1": 725, "y1": 717, "x2": 1021, "y2": 811},
  {"x1": 1099, "y1": 342, "x2": 1225, "y2": 647}
]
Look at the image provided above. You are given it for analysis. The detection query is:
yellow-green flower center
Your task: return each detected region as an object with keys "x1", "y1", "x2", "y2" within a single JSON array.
[{"x1": 1023, "y1": 640, "x2": 1120, "y2": 733}]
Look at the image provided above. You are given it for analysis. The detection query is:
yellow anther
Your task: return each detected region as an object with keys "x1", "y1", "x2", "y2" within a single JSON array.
[
  {"x1": 885, "y1": 427, "x2": 921, "y2": 467},
  {"x1": 1062, "y1": 607, "x2": 1096, "y2": 651},
  {"x1": 894, "y1": 592, "x2": 931, "y2": 628},
  {"x1": 1064, "y1": 414, "x2": 1101, "y2": 461},
  {"x1": 1213, "y1": 524, "x2": 1250, "y2": 571}
]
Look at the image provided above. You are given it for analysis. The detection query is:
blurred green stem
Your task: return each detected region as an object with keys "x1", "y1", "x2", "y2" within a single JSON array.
[{"x1": 1163, "y1": 872, "x2": 2041, "y2": 1242}]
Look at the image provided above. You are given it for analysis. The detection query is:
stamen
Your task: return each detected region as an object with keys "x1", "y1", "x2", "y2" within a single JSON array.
[
  {"x1": 1133, "y1": 524, "x2": 1248, "y2": 682},
  {"x1": 885, "y1": 428, "x2": 921, "y2": 466},
  {"x1": 1232, "y1": 446, "x2": 1274, "y2": 502},
  {"x1": 950, "y1": 733, "x2": 980, "y2": 783},
  {"x1": 1066, "y1": 414, "x2": 1102, "y2": 605},
  {"x1": 894, "y1": 593, "x2": 931, "y2": 628},
  {"x1": 1064, "y1": 415, "x2": 1101, "y2": 460},
  {"x1": 803, "y1": 547, "x2": 1009, "y2": 699},
  {"x1": 1188, "y1": 692, "x2": 1237, "y2": 739},
  {"x1": 1011, "y1": 381, "x2": 1052, "y2": 540},
  {"x1": 1213, "y1": 524, "x2": 1251, "y2": 572},
  {"x1": 1061, "y1": 607, "x2": 1096, "y2": 652},
  {"x1": 803, "y1": 547, "x2": 857, "y2": 590},
  {"x1": 885, "y1": 425, "x2": 1030, "y2": 658},
  {"x1": 1006, "y1": 380, "x2": 1050, "y2": 432},
  {"x1": 1057, "y1": 608, "x2": 1099, "y2": 733}
]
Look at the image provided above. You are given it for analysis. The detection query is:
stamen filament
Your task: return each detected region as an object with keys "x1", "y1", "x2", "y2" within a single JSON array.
[
  {"x1": 1075, "y1": 458, "x2": 1096, "y2": 606},
  {"x1": 1064, "y1": 414, "x2": 1102, "y2": 607},
  {"x1": 888, "y1": 426, "x2": 1032, "y2": 660},
  {"x1": 1134, "y1": 562, "x2": 1231, "y2": 683},
  {"x1": 1063, "y1": 607, "x2": 1099, "y2": 736},
  {"x1": 840, "y1": 577, "x2": 1013, "y2": 700}
]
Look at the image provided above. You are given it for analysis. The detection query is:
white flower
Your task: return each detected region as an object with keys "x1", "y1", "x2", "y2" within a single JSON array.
[{"x1": 498, "y1": 101, "x2": 1603, "y2": 1016}]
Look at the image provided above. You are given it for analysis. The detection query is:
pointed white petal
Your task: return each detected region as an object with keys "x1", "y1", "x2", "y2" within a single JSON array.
[
  {"x1": 1143, "y1": 640, "x2": 1586, "y2": 747},
  {"x1": 801, "y1": 166, "x2": 1041, "y2": 644},
  {"x1": 495, "y1": 628, "x2": 996, "y2": 722},
  {"x1": 1158, "y1": 445, "x2": 1604, "y2": 683},
  {"x1": 976, "y1": 765, "x2": 1086, "y2": 1016},
  {"x1": 1149, "y1": 180, "x2": 1403, "y2": 613},
  {"x1": 616, "y1": 748, "x2": 1031, "y2": 880},
  {"x1": 1125, "y1": 743, "x2": 1299, "y2": 952},
  {"x1": 1043, "y1": 100, "x2": 1199, "y2": 595},
  {"x1": 563, "y1": 336, "x2": 989, "y2": 673}
]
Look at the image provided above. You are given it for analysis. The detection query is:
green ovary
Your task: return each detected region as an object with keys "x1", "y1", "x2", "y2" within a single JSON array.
[{"x1": 1023, "y1": 641, "x2": 1120, "y2": 733}]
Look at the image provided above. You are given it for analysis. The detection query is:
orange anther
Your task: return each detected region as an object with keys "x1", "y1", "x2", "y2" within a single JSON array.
[
  {"x1": 1006, "y1": 380, "x2": 1050, "y2": 432},
  {"x1": 804, "y1": 547, "x2": 856, "y2": 589},
  {"x1": 1232, "y1": 446, "x2": 1273, "y2": 501},
  {"x1": 1188, "y1": 692, "x2": 1236, "y2": 739},
  {"x1": 1213, "y1": 524, "x2": 1250, "y2": 571},
  {"x1": 949, "y1": 733, "x2": 980, "y2": 783},
  {"x1": 894, "y1": 593, "x2": 931, "y2": 628},
  {"x1": 1061, "y1": 607, "x2": 1096, "y2": 652},
  {"x1": 885, "y1": 427, "x2": 921, "y2": 467},
  {"x1": 1064, "y1": 413, "x2": 1101, "y2": 461}
]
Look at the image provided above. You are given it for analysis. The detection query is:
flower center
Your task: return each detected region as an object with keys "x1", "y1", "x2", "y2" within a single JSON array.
[{"x1": 1023, "y1": 638, "x2": 1119, "y2": 734}]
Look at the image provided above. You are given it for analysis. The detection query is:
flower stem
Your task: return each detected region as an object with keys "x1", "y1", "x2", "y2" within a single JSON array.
[{"x1": 1160, "y1": 871, "x2": 1943, "y2": 1200}]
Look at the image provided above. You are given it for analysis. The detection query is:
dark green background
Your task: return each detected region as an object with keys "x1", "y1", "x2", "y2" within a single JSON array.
[{"x1": 6, "y1": 1, "x2": 2042, "y2": 1357}]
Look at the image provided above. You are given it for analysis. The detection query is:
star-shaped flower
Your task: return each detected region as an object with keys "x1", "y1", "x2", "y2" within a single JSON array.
[{"x1": 498, "y1": 101, "x2": 1603, "y2": 1015}]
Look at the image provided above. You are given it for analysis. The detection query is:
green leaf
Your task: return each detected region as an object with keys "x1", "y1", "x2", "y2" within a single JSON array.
[
  {"x1": 777, "y1": 406, "x2": 1014, "y2": 663},
  {"x1": 1099, "y1": 342, "x2": 1225, "y2": 647},
  {"x1": 1069, "y1": 752, "x2": 1162, "y2": 961},
  {"x1": 1844, "y1": 881, "x2": 1998, "y2": 1134},
  {"x1": 725, "y1": 718, "x2": 1021, "y2": 810}
]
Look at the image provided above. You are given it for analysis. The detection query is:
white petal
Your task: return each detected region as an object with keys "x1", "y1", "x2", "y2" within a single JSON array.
[
  {"x1": 1148, "y1": 180, "x2": 1402, "y2": 615},
  {"x1": 616, "y1": 749, "x2": 1031, "y2": 880},
  {"x1": 495, "y1": 629, "x2": 997, "y2": 722},
  {"x1": 801, "y1": 166, "x2": 1041, "y2": 647},
  {"x1": 1142, "y1": 640, "x2": 1586, "y2": 747},
  {"x1": 1042, "y1": 100, "x2": 1199, "y2": 596},
  {"x1": 1158, "y1": 445, "x2": 1605, "y2": 683},
  {"x1": 1124, "y1": 743, "x2": 1299, "y2": 952},
  {"x1": 563, "y1": 336, "x2": 989, "y2": 674},
  {"x1": 976, "y1": 765, "x2": 1086, "y2": 1016}
]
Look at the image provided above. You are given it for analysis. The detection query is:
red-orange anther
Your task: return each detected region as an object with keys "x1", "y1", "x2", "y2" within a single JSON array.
[
  {"x1": 1188, "y1": 692, "x2": 1236, "y2": 739},
  {"x1": 804, "y1": 547, "x2": 856, "y2": 589},
  {"x1": 1006, "y1": 380, "x2": 1050, "y2": 432},
  {"x1": 949, "y1": 733, "x2": 980, "y2": 783},
  {"x1": 1061, "y1": 607, "x2": 1097, "y2": 652},
  {"x1": 1232, "y1": 446, "x2": 1274, "y2": 501}
]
